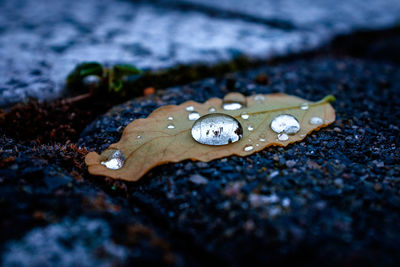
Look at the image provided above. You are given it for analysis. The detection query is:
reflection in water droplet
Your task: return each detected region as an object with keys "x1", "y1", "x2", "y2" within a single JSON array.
[
  {"x1": 254, "y1": 94, "x2": 265, "y2": 103},
  {"x1": 186, "y1": 105, "x2": 194, "y2": 111},
  {"x1": 137, "y1": 135, "x2": 142, "y2": 139},
  {"x1": 270, "y1": 114, "x2": 300, "y2": 135},
  {"x1": 247, "y1": 125, "x2": 254, "y2": 131},
  {"x1": 191, "y1": 113, "x2": 243, "y2": 146},
  {"x1": 244, "y1": 145, "x2": 254, "y2": 152},
  {"x1": 300, "y1": 102, "x2": 309, "y2": 110},
  {"x1": 278, "y1": 133, "x2": 289, "y2": 141},
  {"x1": 167, "y1": 124, "x2": 175, "y2": 129},
  {"x1": 101, "y1": 150, "x2": 125, "y2": 170},
  {"x1": 241, "y1": 112, "x2": 249, "y2": 119},
  {"x1": 310, "y1": 117, "x2": 323, "y2": 125},
  {"x1": 188, "y1": 112, "x2": 201, "y2": 121},
  {"x1": 222, "y1": 92, "x2": 246, "y2": 110},
  {"x1": 168, "y1": 116, "x2": 174, "y2": 121},
  {"x1": 208, "y1": 107, "x2": 216, "y2": 112}
]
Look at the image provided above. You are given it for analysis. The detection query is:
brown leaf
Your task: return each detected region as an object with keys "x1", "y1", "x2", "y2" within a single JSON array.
[{"x1": 85, "y1": 93, "x2": 335, "y2": 181}]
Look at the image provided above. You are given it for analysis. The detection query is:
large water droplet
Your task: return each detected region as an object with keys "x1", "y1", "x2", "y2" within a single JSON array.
[
  {"x1": 191, "y1": 113, "x2": 243, "y2": 146},
  {"x1": 241, "y1": 112, "x2": 249, "y2": 120},
  {"x1": 101, "y1": 150, "x2": 125, "y2": 170},
  {"x1": 309, "y1": 116, "x2": 323, "y2": 125},
  {"x1": 278, "y1": 133, "x2": 289, "y2": 141},
  {"x1": 188, "y1": 112, "x2": 201, "y2": 121},
  {"x1": 222, "y1": 92, "x2": 246, "y2": 110},
  {"x1": 186, "y1": 105, "x2": 194, "y2": 111},
  {"x1": 208, "y1": 107, "x2": 216, "y2": 112},
  {"x1": 167, "y1": 124, "x2": 175, "y2": 129},
  {"x1": 300, "y1": 102, "x2": 309, "y2": 110},
  {"x1": 243, "y1": 145, "x2": 254, "y2": 152},
  {"x1": 270, "y1": 114, "x2": 300, "y2": 135}
]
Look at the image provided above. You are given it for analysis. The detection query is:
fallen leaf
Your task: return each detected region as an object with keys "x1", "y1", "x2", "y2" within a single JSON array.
[{"x1": 85, "y1": 93, "x2": 335, "y2": 181}]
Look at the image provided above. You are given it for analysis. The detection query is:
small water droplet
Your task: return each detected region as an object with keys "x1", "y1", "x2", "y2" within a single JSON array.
[
  {"x1": 244, "y1": 145, "x2": 254, "y2": 152},
  {"x1": 168, "y1": 116, "x2": 174, "y2": 120},
  {"x1": 300, "y1": 102, "x2": 309, "y2": 110},
  {"x1": 222, "y1": 102, "x2": 242, "y2": 111},
  {"x1": 278, "y1": 133, "x2": 289, "y2": 141},
  {"x1": 247, "y1": 125, "x2": 254, "y2": 131},
  {"x1": 259, "y1": 134, "x2": 267, "y2": 142},
  {"x1": 270, "y1": 114, "x2": 300, "y2": 135},
  {"x1": 167, "y1": 124, "x2": 175, "y2": 129},
  {"x1": 191, "y1": 113, "x2": 243, "y2": 146},
  {"x1": 188, "y1": 112, "x2": 201, "y2": 121},
  {"x1": 241, "y1": 112, "x2": 249, "y2": 120},
  {"x1": 309, "y1": 116, "x2": 323, "y2": 125},
  {"x1": 255, "y1": 143, "x2": 260, "y2": 147},
  {"x1": 137, "y1": 135, "x2": 142, "y2": 139},
  {"x1": 101, "y1": 150, "x2": 125, "y2": 170},
  {"x1": 222, "y1": 92, "x2": 246, "y2": 110},
  {"x1": 254, "y1": 94, "x2": 265, "y2": 103},
  {"x1": 186, "y1": 105, "x2": 194, "y2": 111},
  {"x1": 208, "y1": 107, "x2": 216, "y2": 112}
]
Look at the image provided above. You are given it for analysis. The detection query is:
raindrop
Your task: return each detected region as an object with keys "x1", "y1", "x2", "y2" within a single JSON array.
[
  {"x1": 300, "y1": 102, "x2": 309, "y2": 110},
  {"x1": 208, "y1": 107, "x2": 216, "y2": 112},
  {"x1": 241, "y1": 112, "x2": 249, "y2": 120},
  {"x1": 168, "y1": 116, "x2": 174, "y2": 121},
  {"x1": 270, "y1": 114, "x2": 300, "y2": 135},
  {"x1": 278, "y1": 133, "x2": 289, "y2": 141},
  {"x1": 101, "y1": 150, "x2": 125, "y2": 170},
  {"x1": 186, "y1": 105, "x2": 194, "y2": 111},
  {"x1": 222, "y1": 92, "x2": 246, "y2": 110},
  {"x1": 167, "y1": 124, "x2": 175, "y2": 129},
  {"x1": 222, "y1": 102, "x2": 242, "y2": 111},
  {"x1": 247, "y1": 125, "x2": 254, "y2": 131},
  {"x1": 254, "y1": 94, "x2": 265, "y2": 103},
  {"x1": 244, "y1": 145, "x2": 254, "y2": 152},
  {"x1": 188, "y1": 112, "x2": 201, "y2": 121},
  {"x1": 310, "y1": 117, "x2": 323, "y2": 125},
  {"x1": 191, "y1": 113, "x2": 243, "y2": 146}
]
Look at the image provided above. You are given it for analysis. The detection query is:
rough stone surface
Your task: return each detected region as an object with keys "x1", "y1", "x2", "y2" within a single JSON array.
[
  {"x1": 1, "y1": 0, "x2": 400, "y2": 106},
  {"x1": 77, "y1": 56, "x2": 400, "y2": 265}
]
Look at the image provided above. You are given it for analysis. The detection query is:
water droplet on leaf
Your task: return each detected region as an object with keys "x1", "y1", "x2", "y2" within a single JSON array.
[
  {"x1": 244, "y1": 145, "x2": 254, "y2": 152},
  {"x1": 300, "y1": 102, "x2": 309, "y2": 110},
  {"x1": 191, "y1": 113, "x2": 243, "y2": 146},
  {"x1": 222, "y1": 92, "x2": 246, "y2": 110},
  {"x1": 259, "y1": 134, "x2": 266, "y2": 142},
  {"x1": 186, "y1": 105, "x2": 194, "y2": 111},
  {"x1": 168, "y1": 116, "x2": 174, "y2": 121},
  {"x1": 254, "y1": 94, "x2": 265, "y2": 103},
  {"x1": 188, "y1": 112, "x2": 201, "y2": 121},
  {"x1": 247, "y1": 125, "x2": 254, "y2": 131},
  {"x1": 278, "y1": 133, "x2": 289, "y2": 141},
  {"x1": 137, "y1": 135, "x2": 142, "y2": 139},
  {"x1": 208, "y1": 107, "x2": 216, "y2": 112},
  {"x1": 101, "y1": 150, "x2": 125, "y2": 170},
  {"x1": 309, "y1": 116, "x2": 323, "y2": 125},
  {"x1": 270, "y1": 114, "x2": 300, "y2": 135},
  {"x1": 167, "y1": 124, "x2": 175, "y2": 129},
  {"x1": 241, "y1": 112, "x2": 249, "y2": 120}
]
